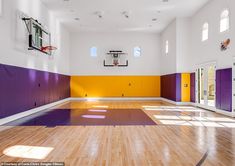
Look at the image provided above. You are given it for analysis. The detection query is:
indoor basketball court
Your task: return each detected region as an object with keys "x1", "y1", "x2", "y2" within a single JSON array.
[{"x1": 0, "y1": 0, "x2": 235, "y2": 165}]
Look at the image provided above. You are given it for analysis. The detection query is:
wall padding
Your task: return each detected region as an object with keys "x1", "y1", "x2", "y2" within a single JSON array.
[
  {"x1": 181, "y1": 73, "x2": 191, "y2": 102},
  {"x1": 216, "y1": 68, "x2": 232, "y2": 112},
  {"x1": 161, "y1": 73, "x2": 181, "y2": 102},
  {"x1": 0, "y1": 63, "x2": 70, "y2": 119},
  {"x1": 70, "y1": 76, "x2": 161, "y2": 97}
]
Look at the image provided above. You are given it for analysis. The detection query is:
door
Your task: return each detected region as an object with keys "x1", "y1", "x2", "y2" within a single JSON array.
[
  {"x1": 196, "y1": 64, "x2": 216, "y2": 109},
  {"x1": 233, "y1": 57, "x2": 235, "y2": 113}
]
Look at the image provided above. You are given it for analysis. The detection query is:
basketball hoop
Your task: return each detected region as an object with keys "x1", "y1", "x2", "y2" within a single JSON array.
[{"x1": 41, "y1": 46, "x2": 57, "y2": 54}]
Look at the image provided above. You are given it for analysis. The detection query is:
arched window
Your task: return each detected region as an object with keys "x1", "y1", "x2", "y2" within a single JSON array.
[
  {"x1": 202, "y1": 22, "x2": 209, "y2": 41},
  {"x1": 90, "y1": 47, "x2": 97, "y2": 57},
  {"x1": 165, "y1": 40, "x2": 169, "y2": 54},
  {"x1": 0, "y1": 0, "x2": 2, "y2": 16},
  {"x1": 220, "y1": 9, "x2": 229, "y2": 32},
  {"x1": 134, "y1": 47, "x2": 141, "y2": 57}
]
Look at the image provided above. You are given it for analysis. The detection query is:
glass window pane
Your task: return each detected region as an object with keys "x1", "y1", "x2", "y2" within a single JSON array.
[
  {"x1": 207, "y1": 66, "x2": 215, "y2": 107},
  {"x1": 134, "y1": 47, "x2": 141, "y2": 57},
  {"x1": 202, "y1": 23, "x2": 209, "y2": 41},
  {"x1": 165, "y1": 41, "x2": 169, "y2": 54},
  {"x1": 220, "y1": 10, "x2": 229, "y2": 32},
  {"x1": 90, "y1": 47, "x2": 97, "y2": 57}
]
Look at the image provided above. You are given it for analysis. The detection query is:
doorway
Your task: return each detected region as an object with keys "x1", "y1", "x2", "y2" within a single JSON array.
[{"x1": 196, "y1": 63, "x2": 216, "y2": 110}]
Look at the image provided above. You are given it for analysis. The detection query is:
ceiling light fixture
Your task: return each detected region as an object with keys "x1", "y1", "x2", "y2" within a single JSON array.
[
  {"x1": 74, "y1": 18, "x2": 80, "y2": 21},
  {"x1": 152, "y1": 18, "x2": 157, "y2": 22}
]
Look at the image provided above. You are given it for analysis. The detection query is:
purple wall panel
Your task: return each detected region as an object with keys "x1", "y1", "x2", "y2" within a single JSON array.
[
  {"x1": 161, "y1": 73, "x2": 181, "y2": 102},
  {"x1": 216, "y1": 68, "x2": 232, "y2": 112},
  {"x1": 190, "y1": 73, "x2": 195, "y2": 103},
  {"x1": 0, "y1": 63, "x2": 70, "y2": 119},
  {"x1": 175, "y1": 74, "x2": 181, "y2": 102},
  {"x1": 216, "y1": 70, "x2": 221, "y2": 109},
  {"x1": 220, "y1": 69, "x2": 232, "y2": 112}
]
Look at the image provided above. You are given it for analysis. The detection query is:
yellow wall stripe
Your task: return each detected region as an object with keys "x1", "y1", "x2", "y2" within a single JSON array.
[
  {"x1": 71, "y1": 76, "x2": 161, "y2": 97},
  {"x1": 181, "y1": 73, "x2": 191, "y2": 102}
]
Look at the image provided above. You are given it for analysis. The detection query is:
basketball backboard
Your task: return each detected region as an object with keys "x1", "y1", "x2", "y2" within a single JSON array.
[{"x1": 22, "y1": 17, "x2": 54, "y2": 55}]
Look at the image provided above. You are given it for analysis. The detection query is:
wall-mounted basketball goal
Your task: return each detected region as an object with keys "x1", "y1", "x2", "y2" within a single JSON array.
[
  {"x1": 22, "y1": 17, "x2": 57, "y2": 55},
  {"x1": 104, "y1": 50, "x2": 128, "y2": 67}
]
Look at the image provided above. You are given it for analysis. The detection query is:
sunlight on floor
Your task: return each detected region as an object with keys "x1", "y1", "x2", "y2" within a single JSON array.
[
  {"x1": 86, "y1": 98, "x2": 100, "y2": 102},
  {"x1": 143, "y1": 106, "x2": 204, "y2": 112},
  {"x1": 155, "y1": 115, "x2": 235, "y2": 128},
  {"x1": 3, "y1": 145, "x2": 54, "y2": 160},
  {"x1": 93, "y1": 105, "x2": 109, "y2": 108},
  {"x1": 88, "y1": 109, "x2": 107, "y2": 113},
  {"x1": 82, "y1": 115, "x2": 106, "y2": 119}
]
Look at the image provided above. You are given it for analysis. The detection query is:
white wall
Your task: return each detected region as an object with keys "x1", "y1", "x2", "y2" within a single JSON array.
[
  {"x1": 189, "y1": 0, "x2": 235, "y2": 71},
  {"x1": 0, "y1": 0, "x2": 70, "y2": 75},
  {"x1": 70, "y1": 32, "x2": 161, "y2": 76},
  {"x1": 176, "y1": 18, "x2": 191, "y2": 73},
  {"x1": 160, "y1": 18, "x2": 191, "y2": 75},
  {"x1": 160, "y1": 0, "x2": 235, "y2": 74},
  {"x1": 160, "y1": 20, "x2": 177, "y2": 75}
]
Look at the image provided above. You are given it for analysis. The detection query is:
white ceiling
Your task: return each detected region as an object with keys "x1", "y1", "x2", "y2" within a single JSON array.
[{"x1": 41, "y1": 0, "x2": 210, "y2": 33}]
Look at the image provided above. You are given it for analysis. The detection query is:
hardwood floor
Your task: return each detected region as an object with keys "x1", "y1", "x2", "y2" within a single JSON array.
[{"x1": 0, "y1": 100, "x2": 235, "y2": 166}]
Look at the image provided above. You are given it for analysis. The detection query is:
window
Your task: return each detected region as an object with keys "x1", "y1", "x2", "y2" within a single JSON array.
[
  {"x1": 202, "y1": 22, "x2": 209, "y2": 41},
  {"x1": 134, "y1": 47, "x2": 141, "y2": 57},
  {"x1": 0, "y1": 0, "x2": 2, "y2": 16},
  {"x1": 90, "y1": 47, "x2": 97, "y2": 57},
  {"x1": 165, "y1": 40, "x2": 169, "y2": 54},
  {"x1": 220, "y1": 9, "x2": 229, "y2": 32}
]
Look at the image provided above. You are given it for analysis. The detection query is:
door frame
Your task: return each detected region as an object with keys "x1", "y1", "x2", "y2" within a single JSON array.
[{"x1": 195, "y1": 61, "x2": 217, "y2": 111}]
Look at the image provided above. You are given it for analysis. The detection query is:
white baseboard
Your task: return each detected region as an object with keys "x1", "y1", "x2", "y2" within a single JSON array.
[
  {"x1": 70, "y1": 97, "x2": 162, "y2": 101},
  {"x1": 0, "y1": 98, "x2": 70, "y2": 125}
]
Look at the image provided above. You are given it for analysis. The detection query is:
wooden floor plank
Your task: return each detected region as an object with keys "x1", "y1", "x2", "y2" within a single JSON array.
[{"x1": 0, "y1": 101, "x2": 235, "y2": 165}]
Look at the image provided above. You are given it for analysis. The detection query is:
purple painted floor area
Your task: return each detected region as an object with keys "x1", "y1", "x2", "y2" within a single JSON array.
[{"x1": 4, "y1": 109, "x2": 156, "y2": 126}]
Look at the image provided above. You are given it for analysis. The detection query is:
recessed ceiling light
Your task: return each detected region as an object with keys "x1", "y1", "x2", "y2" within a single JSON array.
[
  {"x1": 152, "y1": 18, "x2": 157, "y2": 22},
  {"x1": 74, "y1": 18, "x2": 80, "y2": 21}
]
